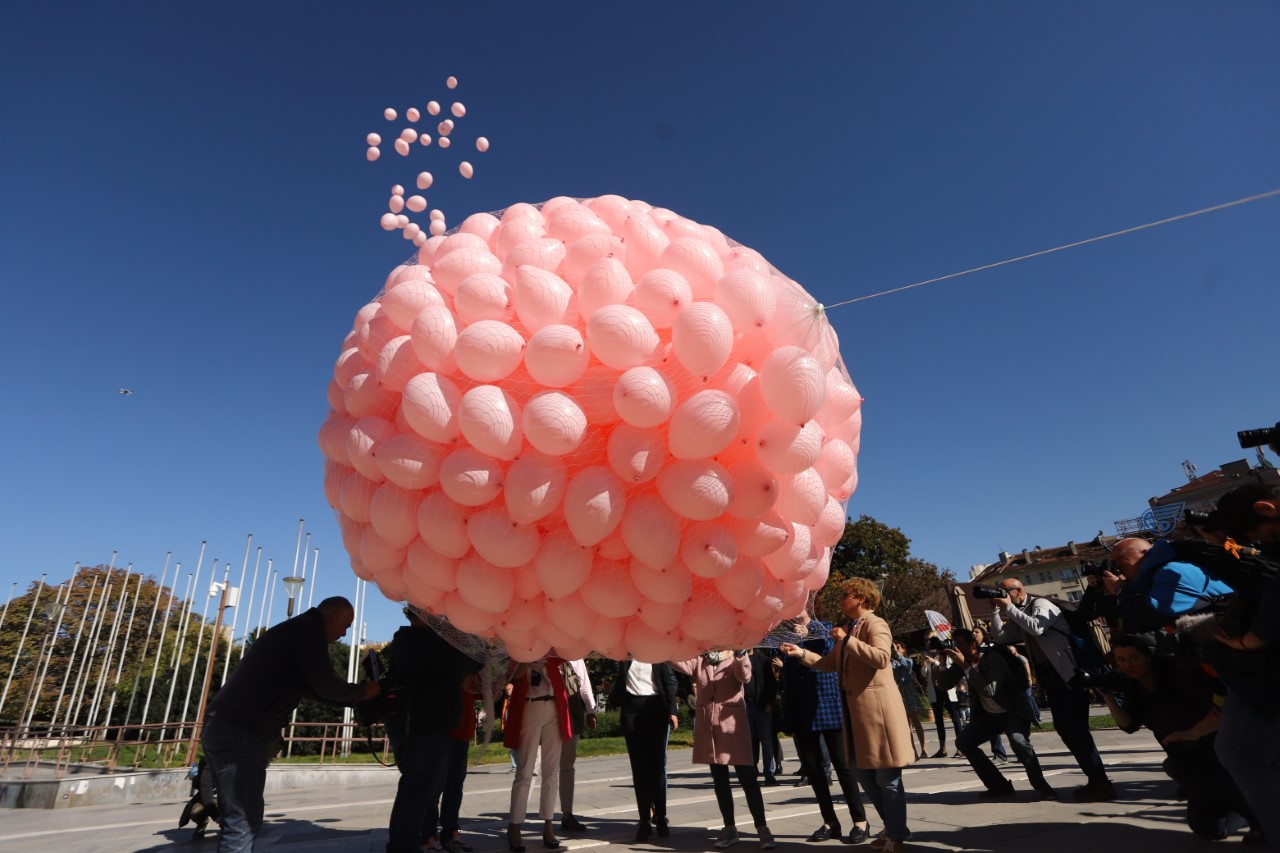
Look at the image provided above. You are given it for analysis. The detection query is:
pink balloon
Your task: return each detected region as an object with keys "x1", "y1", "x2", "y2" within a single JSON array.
[
  {"x1": 367, "y1": 133, "x2": 382, "y2": 145},
  {"x1": 318, "y1": 412, "x2": 357, "y2": 465},
  {"x1": 755, "y1": 419, "x2": 823, "y2": 474},
  {"x1": 724, "y1": 459, "x2": 779, "y2": 519},
  {"x1": 345, "y1": 416, "x2": 394, "y2": 482},
  {"x1": 453, "y1": 320, "x2": 526, "y2": 382},
  {"x1": 759, "y1": 346, "x2": 826, "y2": 425},
  {"x1": 416, "y1": 492, "x2": 473, "y2": 559},
  {"x1": 502, "y1": 238, "x2": 567, "y2": 281},
  {"x1": 409, "y1": 305, "x2": 458, "y2": 373},
  {"x1": 455, "y1": 272, "x2": 513, "y2": 324},
  {"x1": 613, "y1": 366, "x2": 675, "y2": 428},
  {"x1": 458, "y1": 385, "x2": 523, "y2": 460},
  {"x1": 406, "y1": 195, "x2": 427, "y2": 213},
  {"x1": 438, "y1": 447, "x2": 504, "y2": 506},
  {"x1": 671, "y1": 302, "x2": 733, "y2": 379},
  {"x1": 579, "y1": 562, "x2": 639, "y2": 618},
  {"x1": 505, "y1": 451, "x2": 568, "y2": 523},
  {"x1": 513, "y1": 265, "x2": 573, "y2": 331},
  {"x1": 523, "y1": 391, "x2": 588, "y2": 456},
  {"x1": 358, "y1": 525, "x2": 404, "y2": 574},
  {"x1": 427, "y1": 100, "x2": 441, "y2": 116},
  {"x1": 369, "y1": 482, "x2": 422, "y2": 549},
  {"x1": 629, "y1": 269, "x2": 691, "y2": 329},
  {"x1": 544, "y1": 593, "x2": 594, "y2": 639},
  {"x1": 714, "y1": 268, "x2": 778, "y2": 333},
  {"x1": 344, "y1": 372, "x2": 397, "y2": 419},
  {"x1": 375, "y1": 432, "x2": 444, "y2": 490},
  {"x1": 460, "y1": 212, "x2": 501, "y2": 241},
  {"x1": 468, "y1": 506, "x2": 539, "y2": 568},
  {"x1": 533, "y1": 531, "x2": 593, "y2": 599},
  {"x1": 437, "y1": 119, "x2": 454, "y2": 136},
  {"x1": 608, "y1": 422, "x2": 670, "y2": 484},
  {"x1": 585, "y1": 305, "x2": 659, "y2": 370},
  {"x1": 578, "y1": 257, "x2": 634, "y2": 318},
  {"x1": 401, "y1": 372, "x2": 461, "y2": 443},
  {"x1": 620, "y1": 494, "x2": 682, "y2": 569},
  {"x1": 459, "y1": 161, "x2": 474, "y2": 179},
  {"x1": 446, "y1": 76, "x2": 458, "y2": 89},
  {"x1": 682, "y1": 521, "x2": 738, "y2": 578},
  {"x1": 406, "y1": 107, "x2": 420, "y2": 122},
  {"x1": 395, "y1": 139, "x2": 410, "y2": 156},
  {"x1": 417, "y1": 171, "x2": 434, "y2": 190},
  {"x1": 563, "y1": 233, "x2": 626, "y2": 288},
  {"x1": 384, "y1": 107, "x2": 397, "y2": 120},
  {"x1": 524, "y1": 324, "x2": 589, "y2": 388},
  {"x1": 637, "y1": 598, "x2": 684, "y2": 633},
  {"x1": 475, "y1": 136, "x2": 490, "y2": 152},
  {"x1": 668, "y1": 390, "x2": 739, "y2": 460},
  {"x1": 431, "y1": 246, "x2": 502, "y2": 295},
  {"x1": 661, "y1": 236, "x2": 724, "y2": 300},
  {"x1": 774, "y1": 468, "x2": 827, "y2": 526},
  {"x1": 630, "y1": 559, "x2": 694, "y2": 604},
  {"x1": 339, "y1": 470, "x2": 378, "y2": 522},
  {"x1": 625, "y1": 621, "x2": 682, "y2": 663},
  {"x1": 656, "y1": 459, "x2": 734, "y2": 520},
  {"x1": 375, "y1": 336, "x2": 425, "y2": 393},
  {"x1": 813, "y1": 496, "x2": 846, "y2": 548},
  {"x1": 620, "y1": 213, "x2": 670, "y2": 280},
  {"x1": 451, "y1": 101, "x2": 465, "y2": 117},
  {"x1": 715, "y1": 556, "x2": 765, "y2": 609},
  {"x1": 400, "y1": 128, "x2": 418, "y2": 143},
  {"x1": 729, "y1": 509, "x2": 791, "y2": 558},
  {"x1": 563, "y1": 467, "x2": 625, "y2": 546},
  {"x1": 443, "y1": 590, "x2": 497, "y2": 633}
]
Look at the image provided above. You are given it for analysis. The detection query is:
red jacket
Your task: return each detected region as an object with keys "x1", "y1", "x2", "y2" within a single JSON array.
[{"x1": 502, "y1": 657, "x2": 573, "y2": 748}]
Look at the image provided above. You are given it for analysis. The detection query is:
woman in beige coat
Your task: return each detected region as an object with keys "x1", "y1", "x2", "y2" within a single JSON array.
[
  {"x1": 671, "y1": 651, "x2": 775, "y2": 849},
  {"x1": 781, "y1": 578, "x2": 914, "y2": 852}
]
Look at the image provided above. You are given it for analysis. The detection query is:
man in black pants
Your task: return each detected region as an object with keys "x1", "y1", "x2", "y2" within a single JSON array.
[
  {"x1": 201, "y1": 597, "x2": 377, "y2": 853},
  {"x1": 610, "y1": 661, "x2": 679, "y2": 842}
]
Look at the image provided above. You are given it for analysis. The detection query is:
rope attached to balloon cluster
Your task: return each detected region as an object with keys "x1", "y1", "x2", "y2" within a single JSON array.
[{"x1": 824, "y1": 187, "x2": 1280, "y2": 311}]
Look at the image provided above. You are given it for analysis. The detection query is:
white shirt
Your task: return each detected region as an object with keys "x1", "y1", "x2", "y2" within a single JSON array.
[{"x1": 626, "y1": 661, "x2": 657, "y2": 696}]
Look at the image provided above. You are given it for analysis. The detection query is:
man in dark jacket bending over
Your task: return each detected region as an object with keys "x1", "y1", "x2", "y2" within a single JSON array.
[{"x1": 201, "y1": 596, "x2": 379, "y2": 853}]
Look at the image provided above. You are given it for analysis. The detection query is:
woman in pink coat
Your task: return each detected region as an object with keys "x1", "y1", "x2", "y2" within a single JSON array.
[
  {"x1": 781, "y1": 578, "x2": 914, "y2": 853},
  {"x1": 671, "y1": 650, "x2": 775, "y2": 849}
]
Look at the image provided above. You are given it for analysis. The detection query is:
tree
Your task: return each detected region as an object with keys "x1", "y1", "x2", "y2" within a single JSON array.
[{"x1": 817, "y1": 515, "x2": 955, "y2": 636}]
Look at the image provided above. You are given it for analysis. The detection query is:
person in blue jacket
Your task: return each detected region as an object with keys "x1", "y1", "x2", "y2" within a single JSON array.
[{"x1": 1105, "y1": 538, "x2": 1233, "y2": 632}]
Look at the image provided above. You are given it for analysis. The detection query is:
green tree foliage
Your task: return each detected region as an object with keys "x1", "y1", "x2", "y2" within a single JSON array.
[{"x1": 817, "y1": 515, "x2": 955, "y2": 636}]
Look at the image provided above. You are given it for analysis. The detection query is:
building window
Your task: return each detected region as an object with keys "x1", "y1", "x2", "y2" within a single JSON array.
[
  {"x1": 1068, "y1": 591, "x2": 1083, "y2": 603},
  {"x1": 1060, "y1": 568, "x2": 1077, "y2": 582},
  {"x1": 1039, "y1": 571, "x2": 1052, "y2": 584}
]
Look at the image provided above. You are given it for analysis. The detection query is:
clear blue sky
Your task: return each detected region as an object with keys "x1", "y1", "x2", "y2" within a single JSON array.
[{"x1": 2, "y1": 2, "x2": 1277, "y2": 641}]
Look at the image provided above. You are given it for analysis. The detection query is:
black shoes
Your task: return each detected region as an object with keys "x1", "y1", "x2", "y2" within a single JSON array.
[
  {"x1": 635, "y1": 821, "x2": 653, "y2": 843},
  {"x1": 805, "y1": 824, "x2": 840, "y2": 842},
  {"x1": 560, "y1": 817, "x2": 587, "y2": 834},
  {"x1": 507, "y1": 828, "x2": 526, "y2": 853},
  {"x1": 1073, "y1": 780, "x2": 1117, "y2": 802},
  {"x1": 846, "y1": 824, "x2": 870, "y2": 845},
  {"x1": 930, "y1": 749, "x2": 946, "y2": 758},
  {"x1": 655, "y1": 818, "x2": 670, "y2": 838},
  {"x1": 1034, "y1": 786, "x2": 1058, "y2": 802},
  {"x1": 978, "y1": 781, "x2": 1016, "y2": 798},
  {"x1": 542, "y1": 833, "x2": 560, "y2": 850},
  {"x1": 763, "y1": 775, "x2": 779, "y2": 787}
]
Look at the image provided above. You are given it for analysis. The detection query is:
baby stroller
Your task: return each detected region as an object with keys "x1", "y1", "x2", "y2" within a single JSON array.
[{"x1": 178, "y1": 756, "x2": 221, "y2": 840}]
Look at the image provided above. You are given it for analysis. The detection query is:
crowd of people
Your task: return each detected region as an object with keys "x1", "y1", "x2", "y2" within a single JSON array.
[{"x1": 197, "y1": 480, "x2": 1280, "y2": 853}]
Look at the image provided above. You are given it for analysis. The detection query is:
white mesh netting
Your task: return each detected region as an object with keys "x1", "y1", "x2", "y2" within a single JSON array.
[{"x1": 319, "y1": 195, "x2": 862, "y2": 663}]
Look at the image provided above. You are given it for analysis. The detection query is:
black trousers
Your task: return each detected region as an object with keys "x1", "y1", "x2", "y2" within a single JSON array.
[
  {"x1": 621, "y1": 694, "x2": 669, "y2": 824},
  {"x1": 793, "y1": 728, "x2": 866, "y2": 825},
  {"x1": 710, "y1": 763, "x2": 767, "y2": 828}
]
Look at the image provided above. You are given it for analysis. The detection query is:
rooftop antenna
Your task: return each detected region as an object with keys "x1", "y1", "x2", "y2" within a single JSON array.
[
  {"x1": 1181, "y1": 460, "x2": 1198, "y2": 482},
  {"x1": 1256, "y1": 446, "x2": 1275, "y2": 470}
]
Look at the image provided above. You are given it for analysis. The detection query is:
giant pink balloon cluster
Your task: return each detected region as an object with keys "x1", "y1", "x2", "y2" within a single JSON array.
[{"x1": 319, "y1": 195, "x2": 862, "y2": 662}]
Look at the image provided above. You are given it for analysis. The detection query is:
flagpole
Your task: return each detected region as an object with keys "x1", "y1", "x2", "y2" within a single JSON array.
[
  {"x1": 161, "y1": 542, "x2": 206, "y2": 738},
  {"x1": 0, "y1": 574, "x2": 47, "y2": 716},
  {"x1": 145, "y1": 567, "x2": 186, "y2": 730},
  {"x1": 236, "y1": 547, "x2": 263, "y2": 663},
  {"x1": 0, "y1": 582, "x2": 18, "y2": 633},
  {"x1": 102, "y1": 566, "x2": 148, "y2": 726},
  {"x1": 24, "y1": 566, "x2": 79, "y2": 728},
  {"x1": 306, "y1": 548, "x2": 320, "y2": 611},
  {"x1": 50, "y1": 574, "x2": 99, "y2": 732},
  {"x1": 70, "y1": 574, "x2": 114, "y2": 729},
  {"x1": 220, "y1": 535, "x2": 253, "y2": 686},
  {"x1": 123, "y1": 552, "x2": 172, "y2": 727},
  {"x1": 177, "y1": 561, "x2": 220, "y2": 740},
  {"x1": 88, "y1": 564, "x2": 137, "y2": 726}
]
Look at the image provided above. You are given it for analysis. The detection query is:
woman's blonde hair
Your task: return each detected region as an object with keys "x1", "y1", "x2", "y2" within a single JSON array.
[{"x1": 841, "y1": 576, "x2": 880, "y2": 610}]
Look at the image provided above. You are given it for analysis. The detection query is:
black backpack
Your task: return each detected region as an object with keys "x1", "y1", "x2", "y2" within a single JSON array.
[{"x1": 178, "y1": 756, "x2": 220, "y2": 840}]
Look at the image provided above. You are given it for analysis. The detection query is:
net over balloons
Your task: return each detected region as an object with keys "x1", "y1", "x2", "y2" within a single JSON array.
[{"x1": 320, "y1": 195, "x2": 861, "y2": 662}]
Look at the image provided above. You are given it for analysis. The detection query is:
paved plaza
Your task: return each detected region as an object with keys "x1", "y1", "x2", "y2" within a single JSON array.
[{"x1": 0, "y1": 729, "x2": 1242, "y2": 853}]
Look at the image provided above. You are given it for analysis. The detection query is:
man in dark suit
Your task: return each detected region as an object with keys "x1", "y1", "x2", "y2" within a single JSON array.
[{"x1": 609, "y1": 661, "x2": 679, "y2": 841}]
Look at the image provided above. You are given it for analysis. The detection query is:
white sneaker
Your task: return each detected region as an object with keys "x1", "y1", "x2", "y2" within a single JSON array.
[
  {"x1": 715, "y1": 827, "x2": 739, "y2": 849},
  {"x1": 758, "y1": 827, "x2": 775, "y2": 850}
]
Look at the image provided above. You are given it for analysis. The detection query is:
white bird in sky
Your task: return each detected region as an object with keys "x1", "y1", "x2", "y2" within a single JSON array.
[{"x1": 118, "y1": 388, "x2": 133, "y2": 396}]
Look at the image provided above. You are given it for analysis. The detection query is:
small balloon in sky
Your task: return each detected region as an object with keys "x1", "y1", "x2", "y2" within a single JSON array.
[
  {"x1": 459, "y1": 161, "x2": 474, "y2": 179},
  {"x1": 400, "y1": 128, "x2": 418, "y2": 143},
  {"x1": 404, "y1": 222, "x2": 421, "y2": 239},
  {"x1": 438, "y1": 137, "x2": 451, "y2": 149},
  {"x1": 446, "y1": 76, "x2": 458, "y2": 89},
  {"x1": 379, "y1": 212, "x2": 397, "y2": 231},
  {"x1": 429, "y1": 218, "x2": 446, "y2": 236},
  {"x1": 395, "y1": 138, "x2": 410, "y2": 156},
  {"x1": 366, "y1": 133, "x2": 381, "y2": 146},
  {"x1": 406, "y1": 195, "x2": 427, "y2": 212},
  {"x1": 437, "y1": 120, "x2": 454, "y2": 136},
  {"x1": 414, "y1": 231, "x2": 427, "y2": 246},
  {"x1": 366, "y1": 146, "x2": 380, "y2": 161},
  {"x1": 475, "y1": 136, "x2": 490, "y2": 152},
  {"x1": 451, "y1": 102, "x2": 466, "y2": 118},
  {"x1": 389, "y1": 195, "x2": 405, "y2": 213},
  {"x1": 417, "y1": 172, "x2": 433, "y2": 190},
  {"x1": 429, "y1": 208, "x2": 445, "y2": 221},
  {"x1": 392, "y1": 184, "x2": 405, "y2": 196},
  {"x1": 384, "y1": 107, "x2": 397, "y2": 120},
  {"x1": 419, "y1": 134, "x2": 433, "y2": 147},
  {"x1": 406, "y1": 107, "x2": 421, "y2": 122},
  {"x1": 427, "y1": 100, "x2": 441, "y2": 116},
  {"x1": 395, "y1": 214, "x2": 409, "y2": 227}
]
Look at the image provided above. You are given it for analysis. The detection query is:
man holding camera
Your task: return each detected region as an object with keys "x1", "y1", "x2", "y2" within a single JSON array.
[
  {"x1": 988, "y1": 580, "x2": 1115, "y2": 802},
  {"x1": 201, "y1": 597, "x2": 379, "y2": 853},
  {"x1": 1102, "y1": 538, "x2": 1233, "y2": 634},
  {"x1": 936, "y1": 629, "x2": 1056, "y2": 800}
]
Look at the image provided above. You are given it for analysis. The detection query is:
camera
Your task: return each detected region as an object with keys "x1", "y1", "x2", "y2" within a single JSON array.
[
  {"x1": 972, "y1": 585, "x2": 1009, "y2": 600},
  {"x1": 1078, "y1": 559, "x2": 1115, "y2": 578},
  {"x1": 1070, "y1": 667, "x2": 1130, "y2": 693},
  {"x1": 1183, "y1": 508, "x2": 1218, "y2": 530},
  {"x1": 1238, "y1": 421, "x2": 1280, "y2": 450},
  {"x1": 355, "y1": 648, "x2": 402, "y2": 728},
  {"x1": 927, "y1": 637, "x2": 957, "y2": 652}
]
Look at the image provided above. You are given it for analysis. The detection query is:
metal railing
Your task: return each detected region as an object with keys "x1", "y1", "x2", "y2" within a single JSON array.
[{"x1": 0, "y1": 719, "x2": 391, "y2": 780}]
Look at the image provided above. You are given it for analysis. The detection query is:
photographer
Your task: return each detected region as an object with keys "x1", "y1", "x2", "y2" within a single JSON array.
[
  {"x1": 987, "y1": 579, "x2": 1115, "y2": 801},
  {"x1": 1198, "y1": 483, "x2": 1280, "y2": 848},
  {"x1": 1104, "y1": 538, "x2": 1233, "y2": 635},
  {"x1": 936, "y1": 629, "x2": 1056, "y2": 801},
  {"x1": 386, "y1": 609, "x2": 484, "y2": 853},
  {"x1": 1095, "y1": 634, "x2": 1256, "y2": 841}
]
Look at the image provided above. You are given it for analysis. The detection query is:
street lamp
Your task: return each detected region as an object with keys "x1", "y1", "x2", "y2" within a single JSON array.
[{"x1": 282, "y1": 576, "x2": 305, "y2": 618}]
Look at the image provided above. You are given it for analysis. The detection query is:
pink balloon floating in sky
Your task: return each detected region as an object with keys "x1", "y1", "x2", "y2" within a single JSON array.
[
  {"x1": 321, "y1": 196, "x2": 862, "y2": 662},
  {"x1": 446, "y1": 76, "x2": 458, "y2": 89}
]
